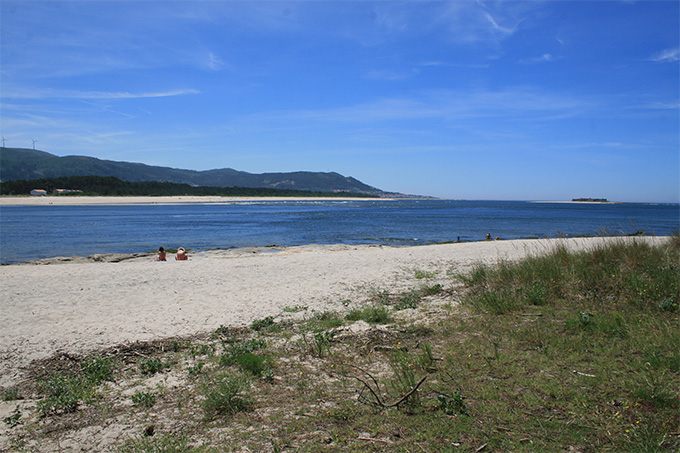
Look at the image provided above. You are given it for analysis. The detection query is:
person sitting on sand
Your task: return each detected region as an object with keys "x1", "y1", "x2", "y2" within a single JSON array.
[
  {"x1": 156, "y1": 247, "x2": 167, "y2": 261},
  {"x1": 176, "y1": 247, "x2": 188, "y2": 261}
]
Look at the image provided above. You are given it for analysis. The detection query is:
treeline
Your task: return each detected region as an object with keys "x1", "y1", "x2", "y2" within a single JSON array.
[{"x1": 0, "y1": 176, "x2": 373, "y2": 198}]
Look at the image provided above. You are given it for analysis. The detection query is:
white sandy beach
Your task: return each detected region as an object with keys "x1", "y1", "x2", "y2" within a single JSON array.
[
  {"x1": 0, "y1": 236, "x2": 669, "y2": 388},
  {"x1": 0, "y1": 195, "x2": 387, "y2": 206}
]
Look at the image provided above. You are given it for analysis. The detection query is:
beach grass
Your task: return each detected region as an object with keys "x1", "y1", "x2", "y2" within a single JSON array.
[{"x1": 4, "y1": 237, "x2": 678, "y2": 451}]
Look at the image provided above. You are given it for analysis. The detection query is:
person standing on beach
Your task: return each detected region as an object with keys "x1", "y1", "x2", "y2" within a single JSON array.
[{"x1": 156, "y1": 247, "x2": 167, "y2": 261}]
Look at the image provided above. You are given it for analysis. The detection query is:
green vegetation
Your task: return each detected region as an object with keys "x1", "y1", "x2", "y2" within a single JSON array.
[
  {"x1": 345, "y1": 303, "x2": 393, "y2": 324},
  {"x1": 138, "y1": 357, "x2": 167, "y2": 375},
  {"x1": 200, "y1": 372, "x2": 253, "y2": 418},
  {"x1": 0, "y1": 147, "x2": 384, "y2": 195},
  {"x1": 131, "y1": 391, "x2": 156, "y2": 408},
  {"x1": 0, "y1": 175, "x2": 374, "y2": 197},
  {"x1": 3, "y1": 237, "x2": 677, "y2": 451},
  {"x1": 36, "y1": 355, "x2": 114, "y2": 417}
]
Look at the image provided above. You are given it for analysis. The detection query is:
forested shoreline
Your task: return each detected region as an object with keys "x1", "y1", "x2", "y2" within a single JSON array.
[{"x1": 0, "y1": 176, "x2": 373, "y2": 198}]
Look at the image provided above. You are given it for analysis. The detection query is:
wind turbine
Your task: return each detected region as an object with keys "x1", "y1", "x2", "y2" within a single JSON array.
[
  {"x1": 31, "y1": 138, "x2": 38, "y2": 150},
  {"x1": 1, "y1": 136, "x2": 6, "y2": 148}
]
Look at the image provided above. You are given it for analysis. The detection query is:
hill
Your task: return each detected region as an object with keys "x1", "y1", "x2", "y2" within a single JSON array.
[{"x1": 0, "y1": 147, "x2": 389, "y2": 196}]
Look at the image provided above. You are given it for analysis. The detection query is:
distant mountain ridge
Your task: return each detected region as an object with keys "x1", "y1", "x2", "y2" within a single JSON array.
[{"x1": 0, "y1": 147, "x2": 390, "y2": 196}]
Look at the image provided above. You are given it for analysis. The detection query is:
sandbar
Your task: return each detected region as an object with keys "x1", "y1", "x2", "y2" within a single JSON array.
[{"x1": 0, "y1": 195, "x2": 387, "y2": 206}]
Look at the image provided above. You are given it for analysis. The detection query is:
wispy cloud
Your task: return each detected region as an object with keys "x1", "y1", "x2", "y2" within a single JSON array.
[
  {"x1": 519, "y1": 53, "x2": 561, "y2": 64},
  {"x1": 649, "y1": 47, "x2": 680, "y2": 62},
  {"x1": 3, "y1": 88, "x2": 200, "y2": 100},
  {"x1": 232, "y1": 87, "x2": 595, "y2": 127},
  {"x1": 482, "y1": 11, "x2": 520, "y2": 36},
  {"x1": 206, "y1": 52, "x2": 226, "y2": 71}
]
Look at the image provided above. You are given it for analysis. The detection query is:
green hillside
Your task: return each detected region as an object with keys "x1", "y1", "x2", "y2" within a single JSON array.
[{"x1": 0, "y1": 147, "x2": 386, "y2": 195}]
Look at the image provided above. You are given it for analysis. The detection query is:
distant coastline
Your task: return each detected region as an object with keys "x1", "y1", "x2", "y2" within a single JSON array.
[
  {"x1": 0, "y1": 195, "x2": 390, "y2": 206},
  {"x1": 531, "y1": 200, "x2": 624, "y2": 205}
]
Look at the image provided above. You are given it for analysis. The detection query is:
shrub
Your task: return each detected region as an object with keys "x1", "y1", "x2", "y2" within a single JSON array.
[
  {"x1": 307, "y1": 311, "x2": 345, "y2": 330},
  {"x1": 131, "y1": 391, "x2": 156, "y2": 408},
  {"x1": 220, "y1": 339, "x2": 267, "y2": 366},
  {"x1": 2, "y1": 386, "x2": 20, "y2": 402},
  {"x1": 138, "y1": 358, "x2": 166, "y2": 375},
  {"x1": 233, "y1": 352, "x2": 271, "y2": 377},
  {"x1": 346, "y1": 304, "x2": 392, "y2": 324},
  {"x1": 201, "y1": 372, "x2": 253, "y2": 418},
  {"x1": 37, "y1": 375, "x2": 84, "y2": 416},
  {"x1": 81, "y1": 356, "x2": 113, "y2": 383},
  {"x1": 251, "y1": 316, "x2": 276, "y2": 331}
]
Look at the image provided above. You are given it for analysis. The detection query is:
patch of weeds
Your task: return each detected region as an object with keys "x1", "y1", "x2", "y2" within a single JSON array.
[
  {"x1": 524, "y1": 280, "x2": 548, "y2": 306},
  {"x1": 3, "y1": 406, "x2": 22, "y2": 428},
  {"x1": 371, "y1": 289, "x2": 392, "y2": 305},
  {"x1": 233, "y1": 352, "x2": 273, "y2": 377},
  {"x1": 414, "y1": 269, "x2": 437, "y2": 279},
  {"x1": 594, "y1": 311, "x2": 630, "y2": 338},
  {"x1": 2, "y1": 386, "x2": 21, "y2": 401},
  {"x1": 415, "y1": 342, "x2": 438, "y2": 372},
  {"x1": 328, "y1": 400, "x2": 359, "y2": 423},
  {"x1": 436, "y1": 391, "x2": 468, "y2": 416},
  {"x1": 346, "y1": 304, "x2": 392, "y2": 324},
  {"x1": 190, "y1": 343, "x2": 215, "y2": 357},
  {"x1": 565, "y1": 311, "x2": 595, "y2": 330},
  {"x1": 187, "y1": 362, "x2": 205, "y2": 377},
  {"x1": 420, "y1": 283, "x2": 443, "y2": 295},
  {"x1": 466, "y1": 288, "x2": 517, "y2": 314},
  {"x1": 37, "y1": 374, "x2": 86, "y2": 416},
  {"x1": 389, "y1": 349, "x2": 421, "y2": 406},
  {"x1": 658, "y1": 298, "x2": 678, "y2": 312},
  {"x1": 200, "y1": 372, "x2": 253, "y2": 418},
  {"x1": 306, "y1": 329, "x2": 336, "y2": 357},
  {"x1": 220, "y1": 339, "x2": 267, "y2": 366},
  {"x1": 251, "y1": 316, "x2": 276, "y2": 331},
  {"x1": 260, "y1": 366, "x2": 275, "y2": 383},
  {"x1": 138, "y1": 357, "x2": 166, "y2": 375},
  {"x1": 170, "y1": 339, "x2": 188, "y2": 352},
  {"x1": 213, "y1": 325, "x2": 231, "y2": 338},
  {"x1": 283, "y1": 305, "x2": 308, "y2": 313},
  {"x1": 307, "y1": 310, "x2": 345, "y2": 330},
  {"x1": 131, "y1": 390, "x2": 156, "y2": 408},
  {"x1": 394, "y1": 285, "x2": 444, "y2": 310},
  {"x1": 81, "y1": 355, "x2": 113, "y2": 383},
  {"x1": 632, "y1": 369, "x2": 677, "y2": 410},
  {"x1": 36, "y1": 354, "x2": 114, "y2": 417},
  {"x1": 396, "y1": 291, "x2": 421, "y2": 310}
]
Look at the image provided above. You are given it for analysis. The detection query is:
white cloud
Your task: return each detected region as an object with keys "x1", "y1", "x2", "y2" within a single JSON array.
[
  {"x1": 3, "y1": 88, "x2": 201, "y2": 100},
  {"x1": 519, "y1": 53, "x2": 560, "y2": 64},
  {"x1": 649, "y1": 48, "x2": 680, "y2": 62},
  {"x1": 207, "y1": 52, "x2": 226, "y2": 71},
  {"x1": 483, "y1": 12, "x2": 519, "y2": 36}
]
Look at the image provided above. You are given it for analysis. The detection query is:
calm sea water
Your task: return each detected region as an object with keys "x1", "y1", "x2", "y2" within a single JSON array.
[{"x1": 1, "y1": 199, "x2": 678, "y2": 264}]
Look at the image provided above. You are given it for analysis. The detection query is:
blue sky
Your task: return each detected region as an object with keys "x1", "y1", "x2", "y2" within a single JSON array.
[{"x1": 1, "y1": 1, "x2": 678, "y2": 202}]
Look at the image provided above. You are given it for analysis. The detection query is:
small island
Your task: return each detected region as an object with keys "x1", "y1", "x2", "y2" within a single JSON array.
[{"x1": 572, "y1": 198, "x2": 609, "y2": 203}]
